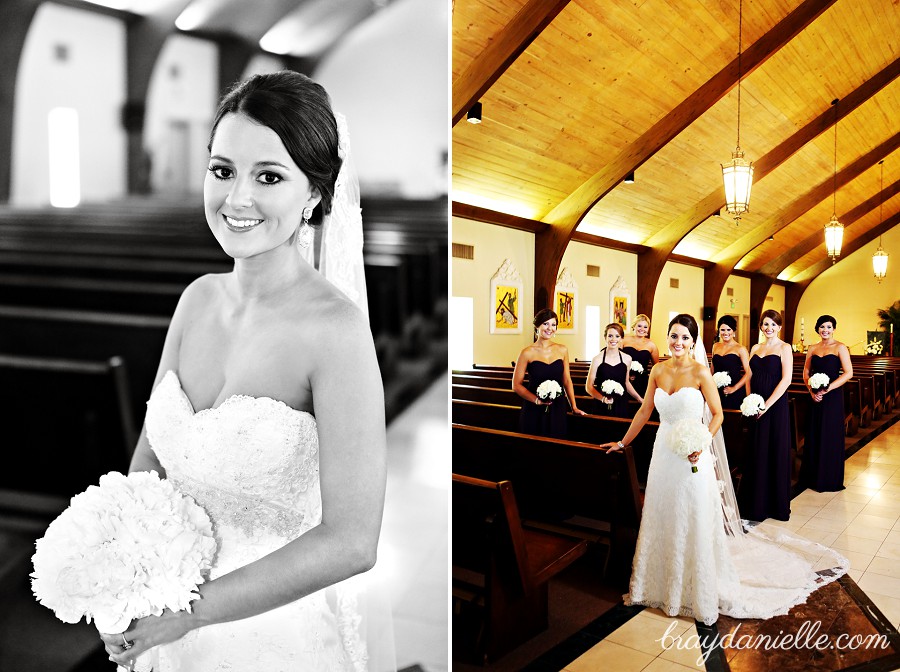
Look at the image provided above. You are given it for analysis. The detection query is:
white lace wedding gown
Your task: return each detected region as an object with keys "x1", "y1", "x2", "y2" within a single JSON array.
[
  {"x1": 142, "y1": 370, "x2": 380, "y2": 671},
  {"x1": 626, "y1": 387, "x2": 848, "y2": 625}
]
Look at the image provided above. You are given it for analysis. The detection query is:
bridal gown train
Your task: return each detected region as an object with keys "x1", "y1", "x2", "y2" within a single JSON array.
[
  {"x1": 625, "y1": 387, "x2": 848, "y2": 625},
  {"x1": 143, "y1": 370, "x2": 390, "y2": 671}
]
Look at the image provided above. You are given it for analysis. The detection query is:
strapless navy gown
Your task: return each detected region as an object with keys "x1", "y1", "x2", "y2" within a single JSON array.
[
  {"x1": 712, "y1": 352, "x2": 747, "y2": 411},
  {"x1": 519, "y1": 359, "x2": 568, "y2": 439},
  {"x1": 738, "y1": 354, "x2": 791, "y2": 522},
  {"x1": 800, "y1": 354, "x2": 845, "y2": 492},
  {"x1": 593, "y1": 349, "x2": 630, "y2": 418},
  {"x1": 622, "y1": 346, "x2": 653, "y2": 398}
]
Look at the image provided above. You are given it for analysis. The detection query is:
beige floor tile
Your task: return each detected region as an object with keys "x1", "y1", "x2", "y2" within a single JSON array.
[
  {"x1": 868, "y1": 491, "x2": 900, "y2": 508},
  {"x1": 846, "y1": 568, "x2": 863, "y2": 582},
  {"x1": 831, "y1": 534, "x2": 883, "y2": 555},
  {"x1": 795, "y1": 528, "x2": 840, "y2": 546},
  {"x1": 641, "y1": 657, "x2": 703, "y2": 672},
  {"x1": 850, "y1": 474, "x2": 892, "y2": 490},
  {"x1": 884, "y1": 528, "x2": 900, "y2": 545},
  {"x1": 565, "y1": 640, "x2": 656, "y2": 672},
  {"x1": 802, "y1": 516, "x2": 851, "y2": 533},
  {"x1": 873, "y1": 454, "x2": 900, "y2": 465},
  {"x1": 658, "y1": 629, "x2": 706, "y2": 670},
  {"x1": 840, "y1": 524, "x2": 890, "y2": 542},
  {"x1": 858, "y1": 572, "x2": 900, "y2": 599},
  {"x1": 833, "y1": 489, "x2": 877, "y2": 504},
  {"x1": 790, "y1": 503, "x2": 824, "y2": 517},
  {"x1": 606, "y1": 613, "x2": 678, "y2": 656},
  {"x1": 876, "y1": 540, "x2": 900, "y2": 560},
  {"x1": 821, "y1": 499, "x2": 868, "y2": 513},
  {"x1": 859, "y1": 503, "x2": 900, "y2": 519},
  {"x1": 852, "y1": 514, "x2": 896, "y2": 530},
  {"x1": 813, "y1": 508, "x2": 859, "y2": 524},
  {"x1": 794, "y1": 489, "x2": 838, "y2": 505},
  {"x1": 865, "y1": 555, "x2": 900, "y2": 579},
  {"x1": 863, "y1": 591, "x2": 900, "y2": 627},
  {"x1": 841, "y1": 550, "x2": 875, "y2": 572}
]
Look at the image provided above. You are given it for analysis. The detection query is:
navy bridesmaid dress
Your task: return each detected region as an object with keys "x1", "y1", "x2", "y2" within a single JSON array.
[
  {"x1": 593, "y1": 349, "x2": 630, "y2": 418},
  {"x1": 519, "y1": 359, "x2": 568, "y2": 439},
  {"x1": 739, "y1": 354, "x2": 791, "y2": 521},
  {"x1": 712, "y1": 352, "x2": 747, "y2": 411},
  {"x1": 800, "y1": 354, "x2": 846, "y2": 492},
  {"x1": 622, "y1": 346, "x2": 653, "y2": 399}
]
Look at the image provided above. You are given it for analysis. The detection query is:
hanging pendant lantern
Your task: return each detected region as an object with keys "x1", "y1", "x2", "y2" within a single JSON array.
[
  {"x1": 872, "y1": 160, "x2": 889, "y2": 282},
  {"x1": 721, "y1": 0, "x2": 753, "y2": 224},
  {"x1": 824, "y1": 100, "x2": 842, "y2": 263}
]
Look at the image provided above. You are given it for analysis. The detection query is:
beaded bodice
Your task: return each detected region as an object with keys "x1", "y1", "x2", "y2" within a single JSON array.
[{"x1": 145, "y1": 371, "x2": 321, "y2": 544}]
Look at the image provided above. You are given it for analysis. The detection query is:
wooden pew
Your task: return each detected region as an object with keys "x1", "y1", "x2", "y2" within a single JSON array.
[
  {"x1": 0, "y1": 353, "x2": 135, "y2": 500},
  {"x1": 0, "y1": 305, "x2": 168, "y2": 425},
  {"x1": 452, "y1": 474, "x2": 587, "y2": 663},
  {"x1": 452, "y1": 424, "x2": 642, "y2": 583}
]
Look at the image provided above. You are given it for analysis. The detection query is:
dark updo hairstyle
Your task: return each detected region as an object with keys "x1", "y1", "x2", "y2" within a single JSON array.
[
  {"x1": 758, "y1": 309, "x2": 783, "y2": 329},
  {"x1": 816, "y1": 314, "x2": 837, "y2": 331},
  {"x1": 604, "y1": 322, "x2": 625, "y2": 338},
  {"x1": 208, "y1": 71, "x2": 341, "y2": 226},
  {"x1": 668, "y1": 313, "x2": 698, "y2": 342},
  {"x1": 532, "y1": 309, "x2": 558, "y2": 341},
  {"x1": 717, "y1": 315, "x2": 737, "y2": 331}
]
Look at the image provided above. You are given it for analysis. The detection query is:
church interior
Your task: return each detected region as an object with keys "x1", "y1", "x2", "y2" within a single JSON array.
[
  {"x1": 452, "y1": 0, "x2": 900, "y2": 670},
  {"x1": 0, "y1": 0, "x2": 447, "y2": 670}
]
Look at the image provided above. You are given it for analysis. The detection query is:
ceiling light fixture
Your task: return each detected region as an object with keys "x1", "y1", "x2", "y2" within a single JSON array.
[
  {"x1": 466, "y1": 102, "x2": 482, "y2": 124},
  {"x1": 624, "y1": 171, "x2": 635, "y2": 184},
  {"x1": 721, "y1": 0, "x2": 753, "y2": 226},
  {"x1": 873, "y1": 159, "x2": 888, "y2": 282},
  {"x1": 824, "y1": 99, "x2": 843, "y2": 263}
]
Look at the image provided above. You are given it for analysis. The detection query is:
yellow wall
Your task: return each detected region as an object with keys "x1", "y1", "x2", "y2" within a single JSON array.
[
  {"x1": 796, "y1": 226, "x2": 900, "y2": 354},
  {"x1": 716, "y1": 275, "x2": 752, "y2": 347},
  {"x1": 650, "y1": 262, "x2": 705, "y2": 350}
]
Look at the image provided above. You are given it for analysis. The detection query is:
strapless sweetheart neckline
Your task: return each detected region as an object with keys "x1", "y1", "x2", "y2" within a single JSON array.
[
  {"x1": 655, "y1": 386, "x2": 702, "y2": 397},
  {"x1": 163, "y1": 370, "x2": 314, "y2": 420}
]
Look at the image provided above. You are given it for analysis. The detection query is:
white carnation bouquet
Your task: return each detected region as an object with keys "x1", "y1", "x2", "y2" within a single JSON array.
[
  {"x1": 629, "y1": 361, "x2": 644, "y2": 374},
  {"x1": 712, "y1": 371, "x2": 732, "y2": 389},
  {"x1": 599, "y1": 379, "x2": 624, "y2": 409},
  {"x1": 808, "y1": 373, "x2": 830, "y2": 391},
  {"x1": 32, "y1": 471, "x2": 217, "y2": 671},
  {"x1": 669, "y1": 418, "x2": 712, "y2": 473},
  {"x1": 740, "y1": 393, "x2": 766, "y2": 417},
  {"x1": 536, "y1": 379, "x2": 563, "y2": 413}
]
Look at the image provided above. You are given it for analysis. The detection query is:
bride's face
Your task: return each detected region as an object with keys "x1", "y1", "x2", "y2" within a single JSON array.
[
  {"x1": 205, "y1": 113, "x2": 320, "y2": 260},
  {"x1": 668, "y1": 324, "x2": 693, "y2": 358}
]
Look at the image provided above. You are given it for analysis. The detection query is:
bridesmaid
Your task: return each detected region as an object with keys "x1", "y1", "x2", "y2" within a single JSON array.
[
  {"x1": 711, "y1": 315, "x2": 751, "y2": 410},
  {"x1": 513, "y1": 308, "x2": 586, "y2": 438},
  {"x1": 739, "y1": 309, "x2": 793, "y2": 522},
  {"x1": 586, "y1": 322, "x2": 643, "y2": 418},
  {"x1": 621, "y1": 313, "x2": 660, "y2": 399},
  {"x1": 800, "y1": 314, "x2": 852, "y2": 492}
]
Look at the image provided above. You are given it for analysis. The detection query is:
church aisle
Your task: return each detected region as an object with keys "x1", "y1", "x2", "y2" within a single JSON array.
[{"x1": 553, "y1": 418, "x2": 900, "y2": 672}]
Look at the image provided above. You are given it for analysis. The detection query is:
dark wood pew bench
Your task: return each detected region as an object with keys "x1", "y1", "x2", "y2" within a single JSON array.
[
  {"x1": 0, "y1": 353, "x2": 135, "y2": 500},
  {"x1": 452, "y1": 423, "x2": 642, "y2": 584},
  {"x1": 452, "y1": 474, "x2": 587, "y2": 663}
]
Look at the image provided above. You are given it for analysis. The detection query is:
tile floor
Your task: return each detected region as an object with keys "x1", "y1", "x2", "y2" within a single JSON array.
[{"x1": 559, "y1": 420, "x2": 900, "y2": 672}]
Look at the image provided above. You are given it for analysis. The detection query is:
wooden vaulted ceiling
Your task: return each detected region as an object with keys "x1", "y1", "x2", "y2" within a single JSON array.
[{"x1": 451, "y1": 0, "x2": 900, "y2": 337}]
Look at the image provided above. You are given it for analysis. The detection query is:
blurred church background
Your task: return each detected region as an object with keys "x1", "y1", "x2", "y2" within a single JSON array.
[{"x1": 0, "y1": 0, "x2": 448, "y2": 670}]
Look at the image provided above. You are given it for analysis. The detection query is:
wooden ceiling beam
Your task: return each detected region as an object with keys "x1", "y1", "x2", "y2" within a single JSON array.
[
  {"x1": 789, "y1": 211, "x2": 900, "y2": 285},
  {"x1": 634, "y1": 58, "x2": 900, "y2": 318},
  {"x1": 713, "y1": 131, "x2": 900, "y2": 266},
  {"x1": 541, "y1": 0, "x2": 837, "y2": 233},
  {"x1": 756, "y1": 176, "x2": 900, "y2": 278},
  {"x1": 452, "y1": 201, "x2": 549, "y2": 233},
  {"x1": 451, "y1": 0, "x2": 571, "y2": 127}
]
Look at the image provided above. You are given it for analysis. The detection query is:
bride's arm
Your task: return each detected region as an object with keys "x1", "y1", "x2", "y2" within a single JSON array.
[
  {"x1": 698, "y1": 364, "x2": 724, "y2": 436},
  {"x1": 107, "y1": 301, "x2": 386, "y2": 665}
]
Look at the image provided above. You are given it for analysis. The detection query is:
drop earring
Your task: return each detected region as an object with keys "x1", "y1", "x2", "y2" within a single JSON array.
[{"x1": 297, "y1": 207, "x2": 314, "y2": 249}]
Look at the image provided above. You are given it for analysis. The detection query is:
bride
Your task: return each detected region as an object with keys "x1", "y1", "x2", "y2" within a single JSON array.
[
  {"x1": 99, "y1": 71, "x2": 393, "y2": 670},
  {"x1": 603, "y1": 314, "x2": 847, "y2": 625}
]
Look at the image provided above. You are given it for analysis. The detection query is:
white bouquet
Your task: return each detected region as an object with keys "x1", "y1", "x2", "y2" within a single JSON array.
[
  {"x1": 599, "y1": 379, "x2": 624, "y2": 409},
  {"x1": 669, "y1": 419, "x2": 712, "y2": 473},
  {"x1": 808, "y1": 373, "x2": 830, "y2": 391},
  {"x1": 712, "y1": 371, "x2": 732, "y2": 389},
  {"x1": 32, "y1": 471, "x2": 217, "y2": 671},
  {"x1": 536, "y1": 379, "x2": 563, "y2": 413},
  {"x1": 740, "y1": 393, "x2": 766, "y2": 417},
  {"x1": 630, "y1": 361, "x2": 644, "y2": 374}
]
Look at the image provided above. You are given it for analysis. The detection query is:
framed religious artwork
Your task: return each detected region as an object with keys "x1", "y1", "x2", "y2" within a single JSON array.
[
  {"x1": 490, "y1": 259, "x2": 523, "y2": 334},
  {"x1": 555, "y1": 267, "x2": 577, "y2": 333},
  {"x1": 609, "y1": 276, "x2": 630, "y2": 329}
]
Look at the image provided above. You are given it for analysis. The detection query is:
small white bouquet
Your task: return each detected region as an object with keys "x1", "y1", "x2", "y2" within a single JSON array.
[
  {"x1": 600, "y1": 379, "x2": 624, "y2": 409},
  {"x1": 630, "y1": 361, "x2": 644, "y2": 374},
  {"x1": 808, "y1": 372, "x2": 830, "y2": 391},
  {"x1": 669, "y1": 419, "x2": 712, "y2": 473},
  {"x1": 536, "y1": 379, "x2": 563, "y2": 412},
  {"x1": 32, "y1": 471, "x2": 217, "y2": 672},
  {"x1": 740, "y1": 393, "x2": 766, "y2": 417},
  {"x1": 712, "y1": 371, "x2": 732, "y2": 389}
]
